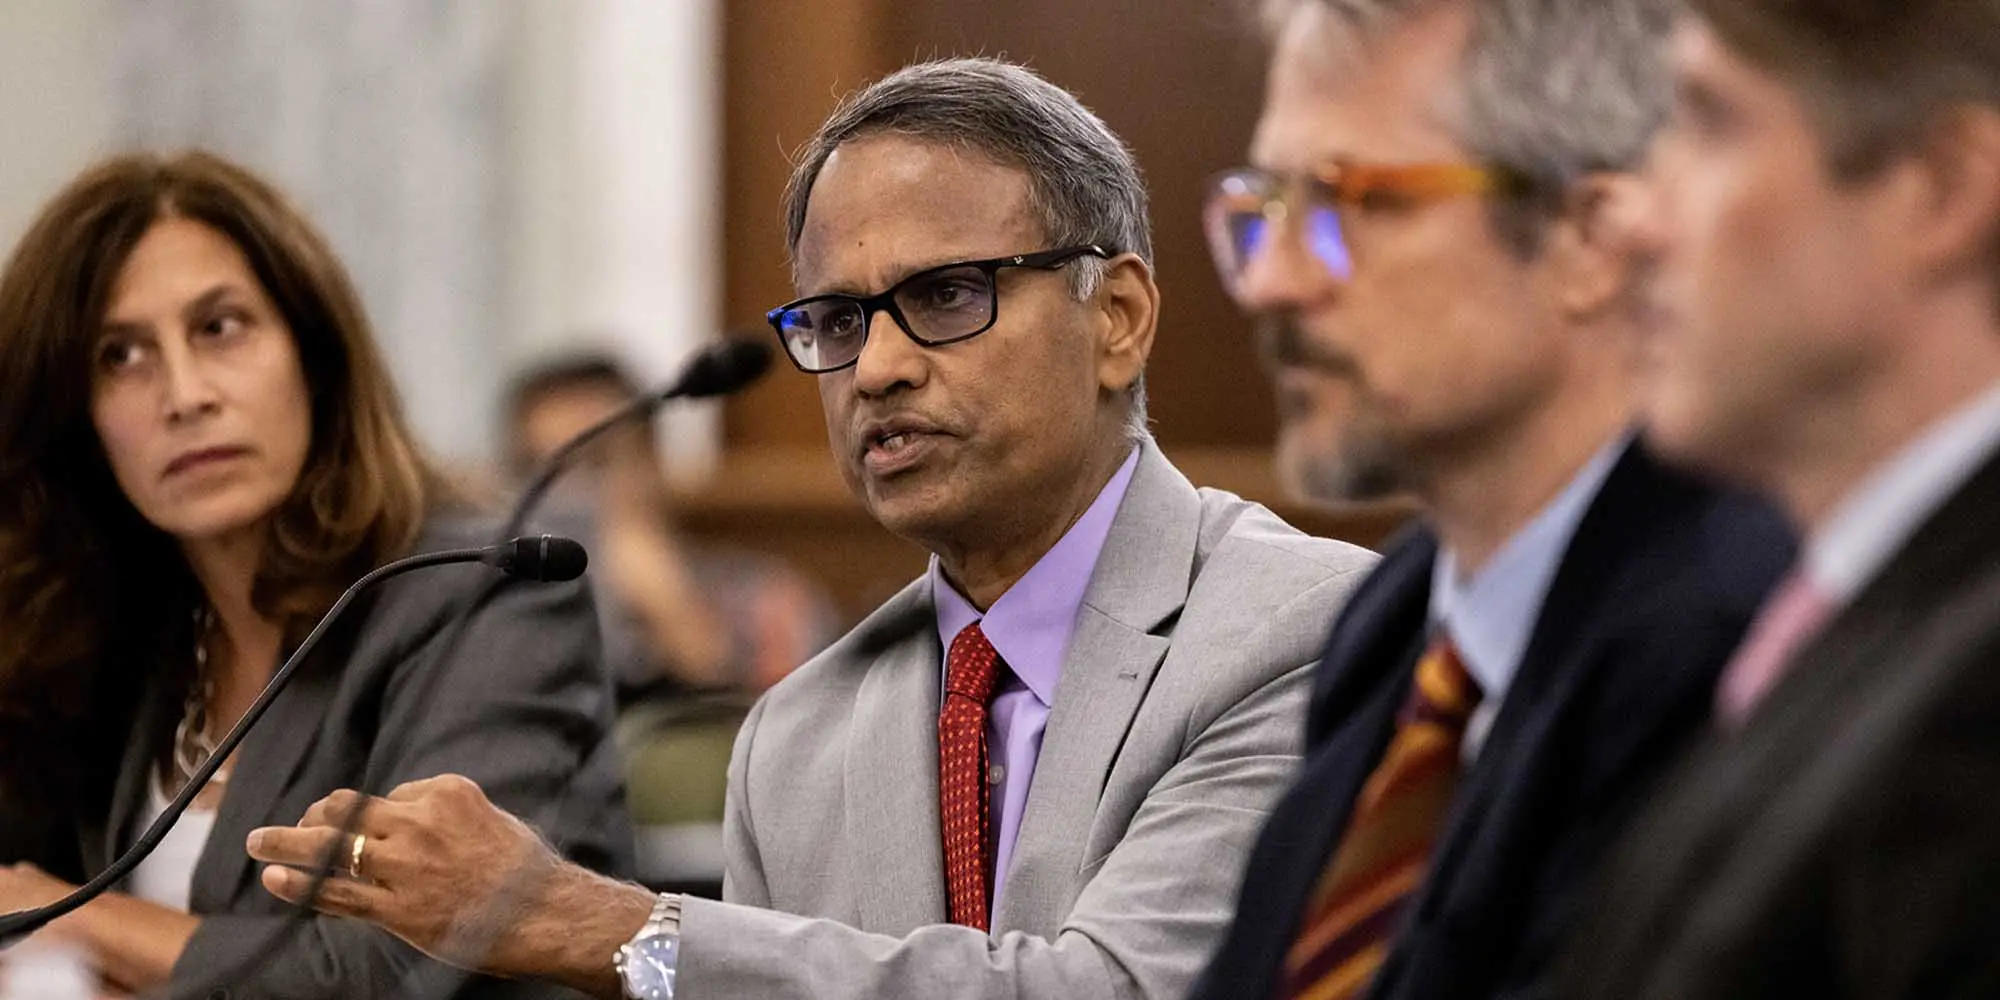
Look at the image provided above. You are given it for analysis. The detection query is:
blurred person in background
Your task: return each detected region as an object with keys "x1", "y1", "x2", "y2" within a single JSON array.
[
  {"x1": 503, "y1": 351, "x2": 838, "y2": 703},
  {"x1": 1560, "y1": 1, "x2": 2000, "y2": 995},
  {"x1": 0, "y1": 151, "x2": 629, "y2": 998},
  {"x1": 1188, "y1": 1, "x2": 1795, "y2": 998},
  {"x1": 248, "y1": 56, "x2": 1376, "y2": 1000},
  {"x1": 503, "y1": 352, "x2": 837, "y2": 891}
]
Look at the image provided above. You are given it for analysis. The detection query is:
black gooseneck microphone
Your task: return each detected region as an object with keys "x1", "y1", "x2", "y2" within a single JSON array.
[
  {"x1": 0, "y1": 536, "x2": 588, "y2": 947},
  {"x1": 499, "y1": 337, "x2": 773, "y2": 539}
]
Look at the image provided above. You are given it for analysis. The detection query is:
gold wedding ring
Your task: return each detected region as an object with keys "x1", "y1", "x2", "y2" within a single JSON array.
[{"x1": 347, "y1": 833, "x2": 368, "y2": 880}]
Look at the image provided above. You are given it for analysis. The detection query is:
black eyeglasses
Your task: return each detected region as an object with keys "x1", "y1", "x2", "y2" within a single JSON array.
[{"x1": 765, "y1": 244, "x2": 1111, "y2": 373}]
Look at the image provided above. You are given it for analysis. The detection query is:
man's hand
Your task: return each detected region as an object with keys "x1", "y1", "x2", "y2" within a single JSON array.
[{"x1": 246, "y1": 774, "x2": 652, "y2": 996}]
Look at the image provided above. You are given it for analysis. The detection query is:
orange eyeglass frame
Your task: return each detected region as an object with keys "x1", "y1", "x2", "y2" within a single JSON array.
[
  {"x1": 1204, "y1": 160, "x2": 1528, "y2": 287},
  {"x1": 1209, "y1": 160, "x2": 1523, "y2": 216}
]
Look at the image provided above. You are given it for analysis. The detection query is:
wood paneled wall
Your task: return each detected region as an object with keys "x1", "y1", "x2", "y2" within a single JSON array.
[{"x1": 721, "y1": 0, "x2": 1282, "y2": 450}]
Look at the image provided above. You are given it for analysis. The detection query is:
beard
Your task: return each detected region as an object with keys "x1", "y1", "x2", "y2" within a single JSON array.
[
  {"x1": 1283, "y1": 428, "x2": 1405, "y2": 504},
  {"x1": 1259, "y1": 314, "x2": 1408, "y2": 504}
]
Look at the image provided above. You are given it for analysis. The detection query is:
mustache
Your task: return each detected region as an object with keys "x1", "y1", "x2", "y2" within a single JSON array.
[{"x1": 1255, "y1": 315, "x2": 1358, "y2": 376}]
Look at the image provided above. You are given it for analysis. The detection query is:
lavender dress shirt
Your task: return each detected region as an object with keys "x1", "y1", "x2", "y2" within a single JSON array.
[{"x1": 930, "y1": 447, "x2": 1141, "y2": 918}]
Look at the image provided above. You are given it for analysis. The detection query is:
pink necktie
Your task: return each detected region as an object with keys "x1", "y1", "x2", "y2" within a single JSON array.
[{"x1": 1716, "y1": 572, "x2": 1834, "y2": 726}]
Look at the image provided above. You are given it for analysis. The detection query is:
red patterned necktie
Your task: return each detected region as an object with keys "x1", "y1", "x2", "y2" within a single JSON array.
[
  {"x1": 1282, "y1": 635, "x2": 1483, "y2": 1000},
  {"x1": 939, "y1": 621, "x2": 1002, "y2": 932}
]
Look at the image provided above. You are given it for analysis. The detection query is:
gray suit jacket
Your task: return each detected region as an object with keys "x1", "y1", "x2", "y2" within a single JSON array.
[
  {"x1": 1558, "y1": 452, "x2": 2000, "y2": 998},
  {"x1": 60, "y1": 517, "x2": 631, "y2": 1000},
  {"x1": 676, "y1": 442, "x2": 1376, "y2": 1000}
]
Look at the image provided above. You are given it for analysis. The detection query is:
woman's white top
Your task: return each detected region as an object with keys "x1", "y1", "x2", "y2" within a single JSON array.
[{"x1": 126, "y1": 776, "x2": 219, "y2": 912}]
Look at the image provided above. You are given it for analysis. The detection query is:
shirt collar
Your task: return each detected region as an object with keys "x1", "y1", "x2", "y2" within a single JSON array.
[
  {"x1": 1430, "y1": 434, "x2": 1627, "y2": 703},
  {"x1": 931, "y1": 447, "x2": 1142, "y2": 706},
  {"x1": 1805, "y1": 379, "x2": 2000, "y2": 603}
]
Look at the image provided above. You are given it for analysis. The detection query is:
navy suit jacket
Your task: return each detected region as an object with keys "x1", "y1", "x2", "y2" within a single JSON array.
[{"x1": 1190, "y1": 441, "x2": 1796, "y2": 1000}]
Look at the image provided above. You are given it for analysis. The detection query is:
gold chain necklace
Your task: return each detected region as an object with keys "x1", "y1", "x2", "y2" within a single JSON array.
[{"x1": 171, "y1": 605, "x2": 228, "y2": 792}]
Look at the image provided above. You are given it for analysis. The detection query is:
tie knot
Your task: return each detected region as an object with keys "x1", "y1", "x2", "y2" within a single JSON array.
[
  {"x1": 945, "y1": 622, "x2": 1002, "y2": 703},
  {"x1": 1405, "y1": 635, "x2": 1482, "y2": 730}
]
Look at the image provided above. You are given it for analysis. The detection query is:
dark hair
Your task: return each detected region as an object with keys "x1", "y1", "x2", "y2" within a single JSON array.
[
  {"x1": 502, "y1": 350, "x2": 648, "y2": 475},
  {"x1": 505, "y1": 350, "x2": 641, "y2": 420},
  {"x1": 0, "y1": 151, "x2": 442, "y2": 814},
  {"x1": 1690, "y1": 0, "x2": 2000, "y2": 179},
  {"x1": 783, "y1": 58, "x2": 1153, "y2": 275},
  {"x1": 782, "y1": 57, "x2": 1153, "y2": 440}
]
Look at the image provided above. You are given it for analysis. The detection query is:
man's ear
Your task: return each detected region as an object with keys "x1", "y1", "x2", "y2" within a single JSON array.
[
  {"x1": 1545, "y1": 172, "x2": 1649, "y2": 321},
  {"x1": 1093, "y1": 253, "x2": 1160, "y2": 395},
  {"x1": 1898, "y1": 106, "x2": 2000, "y2": 288}
]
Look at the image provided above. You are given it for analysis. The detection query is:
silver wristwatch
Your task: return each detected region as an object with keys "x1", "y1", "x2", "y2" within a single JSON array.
[{"x1": 615, "y1": 892, "x2": 682, "y2": 1000}]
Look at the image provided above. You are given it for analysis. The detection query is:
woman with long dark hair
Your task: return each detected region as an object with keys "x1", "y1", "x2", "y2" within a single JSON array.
[{"x1": 0, "y1": 151, "x2": 629, "y2": 997}]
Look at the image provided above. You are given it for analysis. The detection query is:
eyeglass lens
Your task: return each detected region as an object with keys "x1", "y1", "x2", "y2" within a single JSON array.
[
  {"x1": 774, "y1": 264, "x2": 999, "y2": 371},
  {"x1": 1207, "y1": 176, "x2": 1356, "y2": 291}
]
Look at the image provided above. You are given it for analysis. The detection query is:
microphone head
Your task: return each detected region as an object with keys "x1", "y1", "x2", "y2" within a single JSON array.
[
  {"x1": 486, "y1": 535, "x2": 590, "y2": 582},
  {"x1": 669, "y1": 339, "x2": 772, "y2": 399}
]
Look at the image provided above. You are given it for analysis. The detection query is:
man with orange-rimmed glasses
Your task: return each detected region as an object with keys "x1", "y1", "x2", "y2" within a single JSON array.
[{"x1": 1185, "y1": 2, "x2": 1795, "y2": 1000}]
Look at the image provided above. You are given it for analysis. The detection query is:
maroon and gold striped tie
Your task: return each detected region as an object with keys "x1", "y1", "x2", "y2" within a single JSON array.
[{"x1": 1281, "y1": 636, "x2": 1483, "y2": 1000}]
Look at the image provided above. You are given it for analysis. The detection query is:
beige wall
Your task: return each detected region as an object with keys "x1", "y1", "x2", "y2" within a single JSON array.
[
  {"x1": 0, "y1": 0, "x2": 113, "y2": 256},
  {"x1": 0, "y1": 0, "x2": 721, "y2": 468}
]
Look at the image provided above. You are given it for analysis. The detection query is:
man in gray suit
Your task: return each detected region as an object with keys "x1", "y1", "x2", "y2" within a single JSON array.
[
  {"x1": 1558, "y1": 2, "x2": 2000, "y2": 996},
  {"x1": 246, "y1": 57, "x2": 1375, "y2": 999}
]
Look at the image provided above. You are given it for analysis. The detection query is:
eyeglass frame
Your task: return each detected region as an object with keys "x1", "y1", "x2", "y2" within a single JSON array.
[
  {"x1": 1202, "y1": 159, "x2": 1530, "y2": 289},
  {"x1": 764, "y1": 244, "x2": 1113, "y2": 374}
]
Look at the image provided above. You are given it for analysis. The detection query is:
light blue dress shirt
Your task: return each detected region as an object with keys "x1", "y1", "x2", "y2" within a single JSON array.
[{"x1": 1429, "y1": 435, "x2": 1626, "y2": 758}]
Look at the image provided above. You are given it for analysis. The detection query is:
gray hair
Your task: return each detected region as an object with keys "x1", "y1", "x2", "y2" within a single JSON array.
[
  {"x1": 782, "y1": 57, "x2": 1153, "y2": 443},
  {"x1": 1270, "y1": 0, "x2": 1676, "y2": 254}
]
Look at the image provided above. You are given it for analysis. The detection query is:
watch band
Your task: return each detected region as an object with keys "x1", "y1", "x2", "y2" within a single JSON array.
[
  {"x1": 643, "y1": 892, "x2": 682, "y2": 937},
  {"x1": 616, "y1": 892, "x2": 684, "y2": 1000}
]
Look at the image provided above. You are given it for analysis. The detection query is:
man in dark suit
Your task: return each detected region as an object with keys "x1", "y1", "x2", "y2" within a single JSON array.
[
  {"x1": 1188, "y1": 2, "x2": 1794, "y2": 998},
  {"x1": 1557, "y1": 3, "x2": 2000, "y2": 996}
]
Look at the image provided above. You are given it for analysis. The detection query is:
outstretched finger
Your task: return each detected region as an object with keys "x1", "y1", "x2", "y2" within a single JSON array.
[
  {"x1": 247, "y1": 825, "x2": 352, "y2": 872},
  {"x1": 260, "y1": 862, "x2": 388, "y2": 919}
]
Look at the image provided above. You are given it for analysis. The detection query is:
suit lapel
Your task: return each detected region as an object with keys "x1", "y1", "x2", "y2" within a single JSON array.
[
  {"x1": 88, "y1": 630, "x2": 342, "y2": 910},
  {"x1": 1274, "y1": 535, "x2": 1433, "y2": 915},
  {"x1": 189, "y1": 641, "x2": 341, "y2": 911},
  {"x1": 1306, "y1": 526, "x2": 1436, "y2": 746},
  {"x1": 93, "y1": 672, "x2": 174, "y2": 875},
  {"x1": 1500, "y1": 443, "x2": 1682, "y2": 710},
  {"x1": 993, "y1": 444, "x2": 1192, "y2": 934},
  {"x1": 1216, "y1": 531, "x2": 1433, "y2": 1000},
  {"x1": 1761, "y1": 449, "x2": 2000, "y2": 725},
  {"x1": 1408, "y1": 442, "x2": 1656, "y2": 904},
  {"x1": 1593, "y1": 452, "x2": 2000, "y2": 986},
  {"x1": 1415, "y1": 443, "x2": 1704, "y2": 910},
  {"x1": 845, "y1": 584, "x2": 951, "y2": 933}
]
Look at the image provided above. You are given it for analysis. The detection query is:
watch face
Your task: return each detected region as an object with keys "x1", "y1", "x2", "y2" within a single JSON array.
[{"x1": 620, "y1": 936, "x2": 679, "y2": 999}]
